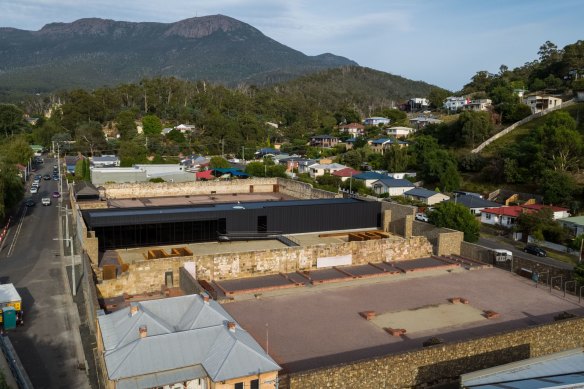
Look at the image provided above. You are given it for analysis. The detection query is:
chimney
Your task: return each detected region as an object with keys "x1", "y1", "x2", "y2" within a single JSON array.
[
  {"x1": 201, "y1": 293, "x2": 210, "y2": 304},
  {"x1": 227, "y1": 322, "x2": 236, "y2": 332},
  {"x1": 130, "y1": 303, "x2": 139, "y2": 317},
  {"x1": 139, "y1": 325, "x2": 148, "y2": 338}
]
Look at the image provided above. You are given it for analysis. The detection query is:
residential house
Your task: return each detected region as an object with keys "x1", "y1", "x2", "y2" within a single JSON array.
[
  {"x1": 161, "y1": 127, "x2": 174, "y2": 136},
  {"x1": 342, "y1": 137, "x2": 358, "y2": 150},
  {"x1": 352, "y1": 171, "x2": 387, "y2": 188},
  {"x1": 371, "y1": 178, "x2": 415, "y2": 196},
  {"x1": 559, "y1": 216, "x2": 584, "y2": 237},
  {"x1": 310, "y1": 135, "x2": 340, "y2": 148},
  {"x1": 255, "y1": 148, "x2": 281, "y2": 158},
  {"x1": 520, "y1": 204, "x2": 570, "y2": 220},
  {"x1": 277, "y1": 157, "x2": 316, "y2": 173},
  {"x1": 462, "y1": 99, "x2": 492, "y2": 112},
  {"x1": 451, "y1": 194, "x2": 503, "y2": 216},
  {"x1": 212, "y1": 168, "x2": 249, "y2": 179},
  {"x1": 338, "y1": 123, "x2": 365, "y2": 136},
  {"x1": 404, "y1": 188, "x2": 450, "y2": 205},
  {"x1": 407, "y1": 98, "x2": 430, "y2": 111},
  {"x1": 387, "y1": 172, "x2": 416, "y2": 179},
  {"x1": 369, "y1": 138, "x2": 408, "y2": 155},
  {"x1": 409, "y1": 116, "x2": 443, "y2": 129},
  {"x1": 96, "y1": 294, "x2": 281, "y2": 389},
  {"x1": 480, "y1": 206, "x2": 524, "y2": 227},
  {"x1": 332, "y1": 167, "x2": 361, "y2": 182},
  {"x1": 91, "y1": 155, "x2": 120, "y2": 168},
  {"x1": 295, "y1": 158, "x2": 319, "y2": 174},
  {"x1": 385, "y1": 126, "x2": 415, "y2": 138},
  {"x1": 523, "y1": 95, "x2": 562, "y2": 114},
  {"x1": 363, "y1": 117, "x2": 391, "y2": 126},
  {"x1": 181, "y1": 155, "x2": 209, "y2": 171},
  {"x1": 443, "y1": 96, "x2": 468, "y2": 111},
  {"x1": 175, "y1": 124, "x2": 197, "y2": 133},
  {"x1": 308, "y1": 163, "x2": 348, "y2": 178},
  {"x1": 65, "y1": 155, "x2": 81, "y2": 173}
]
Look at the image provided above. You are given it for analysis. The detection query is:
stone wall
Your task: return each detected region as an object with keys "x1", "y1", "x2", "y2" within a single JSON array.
[
  {"x1": 101, "y1": 178, "x2": 279, "y2": 199},
  {"x1": 97, "y1": 236, "x2": 434, "y2": 297},
  {"x1": 284, "y1": 317, "x2": 584, "y2": 389},
  {"x1": 461, "y1": 241, "x2": 574, "y2": 282},
  {"x1": 380, "y1": 202, "x2": 417, "y2": 236},
  {"x1": 276, "y1": 178, "x2": 340, "y2": 199}
]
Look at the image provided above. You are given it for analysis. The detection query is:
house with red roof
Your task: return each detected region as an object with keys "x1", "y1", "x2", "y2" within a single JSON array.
[
  {"x1": 481, "y1": 204, "x2": 570, "y2": 227},
  {"x1": 332, "y1": 167, "x2": 361, "y2": 182},
  {"x1": 195, "y1": 169, "x2": 214, "y2": 181},
  {"x1": 519, "y1": 204, "x2": 570, "y2": 220}
]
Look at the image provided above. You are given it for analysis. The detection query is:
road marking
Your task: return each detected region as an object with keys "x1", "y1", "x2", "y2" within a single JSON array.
[{"x1": 6, "y1": 206, "x2": 27, "y2": 257}]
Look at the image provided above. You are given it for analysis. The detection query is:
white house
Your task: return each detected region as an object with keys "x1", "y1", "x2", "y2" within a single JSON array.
[
  {"x1": 363, "y1": 117, "x2": 391, "y2": 126},
  {"x1": 523, "y1": 95, "x2": 562, "y2": 114},
  {"x1": 308, "y1": 163, "x2": 348, "y2": 178},
  {"x1": 371, "y1": 178, "x2": 414, "y2": 196},
  {"x1": 175, "y1": 124, "x2": 197, "y2": 133},
  {"x1": 409, "y1": 116, "x2": 443, "y2": 128},
  {"x1": 385, "y1": 126, "x2": 415, "y2": 138},
  {"x1": 443, "y1": 96, "x2": 468, "y2": 111},
  {"x1": 91, "y1": 155, "x2": 120, "y2": 168},
  {"x1": 463, "y1": 99, "x2": 492, "y2": 112},
  {"x1": 338, "y1": 123, "x2": 365, "y2": 136},
  {"x1": 480, "y1": 206, "x2": 523, "y2": 227}
]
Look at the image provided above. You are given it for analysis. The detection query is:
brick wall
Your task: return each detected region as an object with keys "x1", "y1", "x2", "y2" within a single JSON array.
[
  {"x1": 284, "y1": 317, "x2": 584, "y2": 389},
  {"x1": 97, "y1": 236, "x2": 434, "y2": 297}
]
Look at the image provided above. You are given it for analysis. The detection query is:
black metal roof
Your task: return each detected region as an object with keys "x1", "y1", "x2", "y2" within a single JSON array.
[{"x1": 84, "y1": 198, "x2": 363, "y2": 228}]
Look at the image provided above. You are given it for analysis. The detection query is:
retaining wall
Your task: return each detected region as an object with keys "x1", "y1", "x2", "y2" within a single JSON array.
[{"x1": 284, "y1": 317, "x2": 584, "y2": 389}]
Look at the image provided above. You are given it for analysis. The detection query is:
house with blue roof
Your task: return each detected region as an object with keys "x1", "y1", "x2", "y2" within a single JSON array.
[
  {"x1": 404, "y1": 187, "x2": 450, "y2": 205},
  {"x1": 352, "y1": 171, "x2": 387, "y2": 188},
  {"x1": 255, "y1": 148, "x2": 281, "y2": 158},
  {"x1": 371, "y1": 178, "x2": 415, "y2": 196},
  {"x1": 212, "y1": 168, "x2": 249, "y2": 179},
  {"x1": 369, "y1": 138, "x2": 409, "y2": 155}
]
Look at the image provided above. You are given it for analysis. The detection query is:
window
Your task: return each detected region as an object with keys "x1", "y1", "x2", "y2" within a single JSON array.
[
  {"x1": 250, "y1": 379, "x2": 259, "y2": 389},
  {"x1": 234, "y1": 383, "x2": 244, "y2": 389},
  {"x1": 485, "y1": 214, "x2": 491, "y2": 220}
]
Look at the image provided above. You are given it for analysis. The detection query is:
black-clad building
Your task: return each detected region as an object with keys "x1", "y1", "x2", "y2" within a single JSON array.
[{"x1": 83, "y1": 198, "x2": 382, "y2": 250}]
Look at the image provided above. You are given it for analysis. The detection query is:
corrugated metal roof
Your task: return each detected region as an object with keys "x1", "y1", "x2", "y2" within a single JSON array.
[
  {"x1": 372, "y1": 178, "x2": 415, "y2": 188},
  {"x1": 462, "y1": 348, "x2": 584, "y2": 388},
  {"x1": 0, "y1": 284, "x2": 21, "y2": 304},
  {"x1": 98, "y1": 294, "x2": 280, "y2": 385},
  {"x1": 353, "y1": 171, "x2": 386, "y2": 180},
  {"x1": 450, "y1": 194, "x2": 502, "y2": 209},
  {"x1": 404, "y1": 187, "x2": 441, "y2": 198}
]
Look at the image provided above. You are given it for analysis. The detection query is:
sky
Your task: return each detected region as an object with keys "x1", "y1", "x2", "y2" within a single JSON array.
[{"x1": 1, "y1": 0, "x2": 582, "y2": 91}]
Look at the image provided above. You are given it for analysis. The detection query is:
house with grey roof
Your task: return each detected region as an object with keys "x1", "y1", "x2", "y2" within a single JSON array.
[
  {"x1": 97, "y1": 293, "x2": 280, "y2": 389},
  {"x1": 404, "y1": 188, "x2": 450, "y2": 205},
  {"x1": 91, "y1": 155, "x2": 120, "y2": 168},
  {"x1": 451, "y1": 194, "x2": 503, "y2": 216},
  {"x1": 371, "y1": 178, "x2": 415, "y2": 196}
]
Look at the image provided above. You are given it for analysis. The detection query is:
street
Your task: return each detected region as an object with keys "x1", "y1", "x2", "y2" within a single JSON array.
[
  {"x1": 477, "y1": 237, "x2": 574, "y2": 271},
  {"x1": 0, "y1": 158, "x2": 90, "y2": 389}
]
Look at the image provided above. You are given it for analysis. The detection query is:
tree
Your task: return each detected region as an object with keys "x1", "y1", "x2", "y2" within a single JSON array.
[
  {"x1": 75, "y1": 121, "x2": 107, "y2": 156},
  {"x1": 0, "y1": 104, "x2": 24, "y2": 137},
  {"x1": 116, "y1": 110, "x2": 138, "y2": 140},
  {"x1": 427, "y1": 88, "x2": 451, "y2": 110},
  {"x1": 428, "y1": 202, "x2": 480, "y2": 242},
  {"x1": 384, "y1": 144, "x2": 409, "y2": 172},
  {"x1": 0, "y1": 135, "x2": 34, "y2": 165},
  {"x1": 537, "y1": 111, "x2": 582, "y2": 172},
  {"x1": 0, "y1": 162, "x2": 24, "y2": 220},
  {"x1": 341, "y1": 150, "x2": 363, "y2": 169},
  {"x1": 539, "y1": 169, "x2": 576, "y2": 205},
  {"x1": 245, "y1": 162, "x2": 267, "y2": 177},
  {"x1": 118, "y1": 139, "x2": 148, "y2": 167},
  {"x1": 209, "y1": 157, "x2": 231, "y2": 169},
  {"x1": 142, "y1": 115, "x2": 163, "y2": 136}
]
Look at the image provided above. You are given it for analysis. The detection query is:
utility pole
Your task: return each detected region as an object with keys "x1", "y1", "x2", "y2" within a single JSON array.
[{"x1": 220, "y1": 139, "x2": 225, "y2": 158}]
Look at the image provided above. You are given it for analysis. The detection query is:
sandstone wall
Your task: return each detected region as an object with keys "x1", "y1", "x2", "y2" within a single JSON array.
[
  {"x1": 101, "y1": 178, "x2": 279, "y2": 199},
  {"x1": 381, "y1": 202, "x2": 417, "y2": 236},
  {"x1": 285, "y1": 317, "x2": 584, "y2": 389},
  {"x1": 97, "y1": 236, "x2": 433, "y2": 297},
  {"x1": 276, "y1": 178, "x2": 340, "y2": 199}
]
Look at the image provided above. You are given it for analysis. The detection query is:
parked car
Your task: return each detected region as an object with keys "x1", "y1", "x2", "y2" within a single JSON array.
[
  {"x1": 41, "y1": 198, "x2": 51, "y2": 206},
  {"x1": 52, "y1": 191, "x2": 61, "y2": 198},
  {"x1": 34, "y1": 174, "x2": 42, "y2": 180},
  {"x1": 43, "y1": 174, "x2": 51, "y2": 180},
  {"x1": 52, "y1": 175, "x2": 59, "y2": 181},
  {"x1": 30, "y1": 187, "x2": 38, "y2": 194},
  {"x1": 524, "y1": 245, "x2": 547, "y2": 257},
  {"x1": 24, "y1": 199, "x2": 35, "y2": 207},
  {"x1": 415, "y1": 213, "x2": 429, "y2": 222}
]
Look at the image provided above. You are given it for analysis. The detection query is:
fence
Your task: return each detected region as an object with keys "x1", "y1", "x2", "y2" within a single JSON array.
[
  {"x1": 472, "y1": 99, "x2": 575, "y2": 153},
  {"x1": 0, "y1": 335, "x2": 33, "y2": 389}
]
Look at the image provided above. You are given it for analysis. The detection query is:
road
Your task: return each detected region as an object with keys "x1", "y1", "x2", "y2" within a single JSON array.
[
  {"x1": 0, "y1": 158, "x2": 90, "y2": 389},
  {"x1": 477, "y1": 237, "x2": 574, "y2": 270}
]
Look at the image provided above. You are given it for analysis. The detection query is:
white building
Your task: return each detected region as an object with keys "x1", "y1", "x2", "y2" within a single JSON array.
[
  {"x1": 308, "y1": 163, "x2": 348, "y2": 178},
  {"x1": 363, "y1": 117, "x2": 391, "y2": 126},
  {"x1": 463, "y1": 99, "x2": 492, "y2": 112},
  {"x1": 443, "y1": 96, "x2": 468, "y2": 111},
  {"x1": 385, "y1": 126, "x2": 415, "y2": 138},
  {"x1": 523, "y1": 95, "x2": 562, "y2": 114}
]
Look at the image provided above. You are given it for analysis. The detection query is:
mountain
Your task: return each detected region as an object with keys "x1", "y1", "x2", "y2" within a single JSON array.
[{"x1": 0, "y1": 15, "x2": 357, "y2": 98}]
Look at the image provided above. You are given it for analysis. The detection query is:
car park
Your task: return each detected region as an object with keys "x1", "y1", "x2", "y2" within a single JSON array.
[
  {"x1": 524, "y1": 245, "x2": 547, "y2": 257},
  {"x1": 41, "y1": 198, "x2": 51, "y2": 206},
  {"x1": 24, "y1": 199, "x2": 35, "y2": 207}
]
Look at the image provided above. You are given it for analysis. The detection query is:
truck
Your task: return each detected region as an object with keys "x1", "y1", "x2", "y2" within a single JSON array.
[{"x1": 0, "y1": 284, "x2": 23, "y2": 330}]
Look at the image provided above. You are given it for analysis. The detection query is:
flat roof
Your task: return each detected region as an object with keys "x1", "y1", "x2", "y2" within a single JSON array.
[
  {"x1": 222, "y1": 267, "x2": 584, "y2": 373},
  {"x1": 85, "y1": 198, "x2": 365, "y2": 227}
]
